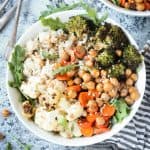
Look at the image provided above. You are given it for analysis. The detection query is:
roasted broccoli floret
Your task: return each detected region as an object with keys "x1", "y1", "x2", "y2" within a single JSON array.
[
  {"x1": 95, "y1": 23, "x2": 111, "y2": 41},
  {"x1": 104, "y1": 25, "x2": 129, "y2": 49},
  {"x1": 123, "y1": 45, "x2": 142, "y2": 70},
  {"x1": 66, "y1": 16, "x2": 88, "y2": 37},
  {"x1": 96, "y1": 50, "x2": 115, "y2": 67},
  {"x1": 108, "y1": 63, "x2": 126, "y2": 79}
]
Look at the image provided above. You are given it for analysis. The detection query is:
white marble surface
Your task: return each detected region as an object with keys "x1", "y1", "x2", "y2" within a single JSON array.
[{"x1": 0, "y1": 0, "x2": 150, "y2": 149}]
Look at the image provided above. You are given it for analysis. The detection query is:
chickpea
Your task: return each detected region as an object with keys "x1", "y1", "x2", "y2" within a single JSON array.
[
  {"x1": 125, "y1": 96, "x2": 134, "y2": 105},
  {"x1": 130, "y1": 91, "x2": 140, "y2": 100},
  {"x1": 109, "y1": 88, "x2": 117, "y2": 98},
  {"x1": 131, "y1": 73, "x2": 138, "y2": 82},
  {"x1": 1, "y1": 109, "x2": 11, "y2": 117},
  {"x1": 89, "y1": 49, "x2": 97, "y2": 57},
  {"x1": 110, "y1": 78, "x2": 119, "y2": 87},
  {"x1": 126, "y1": 78, "x2": 134, "y2": 86},
  {"x1": 82, "y1": 73, "x2": 92, "y2": 82},
  {"x1": 124, "y1": 2, "x2": 130, "y2": 8},
  {"x1": 120, "y1": 88, "x2": 128, "y2": 97},
  {"x1": 68, "y1": 90, "x2": 77, "y2": 99},
  {"x1": 74, "y1": 77, "x2": 82, "y2": 85},
  {"x1": 136, "y1": 3, "x2": 145, "y2": 11},
  {"x1": 85, "y1": 59, "x2": 93, "y2": 67},
  {"x1": 78, "y1": 70, "x2": 85, "y2": 78},
  {"x1": 75, "y1": 46, "x2": 86, "y2": 59},
  {"x1": 125, "y1": 69, "x2": 132, "y2": 77},
  {"x1": 129, "y1": 86, "x2": 137, "y2": 93},
  {"x1": 103, "y1": 82, "x2": 113, "y2": 92},
  {"x1": 96, "y1": 83, "x2": 103, "y2": 92},
  {"x1": 86, "y1": 81, "x2": 95, "y2": 90},
  {"x1": 67, "y1": 80, "x2": 74, "y2": 86},
  {"x1": 101, "y1": 93, "x2": 110, "y2": 101},
  {"x1": 115, "y1": 50, "x2": 122, "y2": 57},
  {"x1": 103, "y1": 79, "x2": 110, "y2": 84},
  {"x1": 87, "y1": 100, "x2": 98, "y2": 113},
  {"x1": 67, "y1": 70, "x2": 76, "y2": 77},
  {"x1": 96, "y1": 98, "x2": 104, "y2": 107},
  {"x1": 95, "y1": 77, "x2": 101, "y2": 83},
  {"x1": 91, "y1": 69, "x2": 100, "y2": 78},
  {"x1": 101, "y1": 70, "x2": 107, "y2": 77},
  {"x1": 81, "y1": 82, "x2": 88, "y2": 90},
  {"x1": 61, "y1": 51, "x2": 70, "y2": 61},
  {"x1": 96, "y1": 116, "x2": 105, "y2": 126}
]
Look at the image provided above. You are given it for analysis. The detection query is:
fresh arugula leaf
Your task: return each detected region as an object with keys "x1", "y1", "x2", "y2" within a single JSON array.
[
  {"x1": 41, "y1": 17, "x2": 66, "y2": 31},
  {"x1": 6, "y1": 142, "x2": 12, "y2": 150},
  {"x1": 42, "y1": 51, "x2": 58, "y2": 60},
  {"x1": 40, "y1": 2, "x2": 83, "y2": 19},
  {"x1": 111, "y1": 98, "x2": 130, "y2": 124},
  {"x1": 52, "y1": 64, "x2": 78, "y2": 76},
  {"x1": 8, "y1": 45, "x2": 25, "y2": 88}
]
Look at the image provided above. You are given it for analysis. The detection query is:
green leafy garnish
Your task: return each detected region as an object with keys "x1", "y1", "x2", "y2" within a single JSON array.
[
  {"x1": 111, "y1": 99, "x2": 130, "y2": 123},
  {"x1": 41, "y1": 17, "x2": 66, "y2": 31},
  {"x1": 42, "y1": 51, "x2": 58, "y2": 60},
  {"x1": 6, "y1": 142, "x2": 12, "y2": 150},
  {"x1": 52, "y1": 64, "x2": 78, "y2": 76},
  {"x1": 8, "y1": 45, "x2": 25, "y2": 88},
  {"x1": 40, "y1": 2, "x2": 83, "y2": 19},
  {"x1": 40, "y1": 1, "x2": 108, "y2": 31}
]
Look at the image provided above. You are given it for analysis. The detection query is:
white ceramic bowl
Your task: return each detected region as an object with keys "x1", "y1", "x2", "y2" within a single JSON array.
[
  {"x1": 101, "y1": 0, "x2": 150, "y2": 17},
  {"x1": 6, "y1": 10, "x2": 146, "y2": 146}
]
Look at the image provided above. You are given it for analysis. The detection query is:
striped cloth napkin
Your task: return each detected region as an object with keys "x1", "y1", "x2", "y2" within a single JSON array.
[{"x1": 94, "y1": 41, "x2": 150, "y2": 150}]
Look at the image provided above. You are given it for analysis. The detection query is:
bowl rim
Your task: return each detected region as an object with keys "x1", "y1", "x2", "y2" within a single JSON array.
[
  {"x1": 101, "y1": 0, "x2": 150, "y2": 17},
  {"x1": 6, "y1": 9, "x2": 146, "y2": 146}
]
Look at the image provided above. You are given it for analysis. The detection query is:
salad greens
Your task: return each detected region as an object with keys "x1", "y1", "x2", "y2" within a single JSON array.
[
  {"x1": 42, "y1": 51, "x2": 59, "y2": 60},
  {"x1": 111, "y1": 99, "x2": 130, "y2": 123},
  {"x1": 52, "y1": 64, "x2": 78, "y2": 76},
  {"x1": 41, "y1": 17, "x2": 66, "y2": 31},
  {"x1": 8, "y1": 45, "x2": 25, "y2": 88},
  {"x1": 40, "y1": 1, "x2": 108, "y2": 30}
]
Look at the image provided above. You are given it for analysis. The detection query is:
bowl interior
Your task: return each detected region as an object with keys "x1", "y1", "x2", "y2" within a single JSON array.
[
  {"x1": 6, "y1": 10, "x2": 146, "y2": 146},
  {"x1": 101, "y1": 0, "x2": 150, "y2": 17}
]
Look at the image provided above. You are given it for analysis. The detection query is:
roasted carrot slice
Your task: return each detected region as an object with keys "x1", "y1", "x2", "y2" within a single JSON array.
[
  {"x1": 80, "y1": 126, "x2": 94, "y2": 137},
  {"x1": 56, "y1": 74, "x2": 70, "y2": 81},
  {"x1": 86, "y1": 113, "x2": 98, "y2": 123},
  {"x1": 79, "y1": 92, "x2": 91, "y2": 107},
  {"x1": 101, "y1": 104, "x2": 116, "y2": 117},
  {"x1": 67, "y1": 85, "x2": 81, "y2": 92}
]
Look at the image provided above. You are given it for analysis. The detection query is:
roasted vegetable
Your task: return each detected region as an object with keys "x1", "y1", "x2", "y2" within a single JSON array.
[
  {"x1": 66, "y1": 16, "x2": 88, "y2": 37},
  {"x1": 105, "y1": 25, "x2": 129, "y2": 49},
  {"x1": 108, "y1": 63, "x2": 126, "y2": 79},
  {"x1": 111, "y1": 98, "x2": 130, "y2": 123},
  {"x1": 123, "y1": 45, "x2": 142, "y2": 70},
  {"x1": 95, "y1": 23, "x2": 111, "y2": 41},
  {"x1": 96, "y1": 50, "x2": 115, "y2": 67}
]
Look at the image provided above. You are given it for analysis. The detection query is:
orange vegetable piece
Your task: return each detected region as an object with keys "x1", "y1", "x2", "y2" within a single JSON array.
[
  {"x1": 67, "y1": 85, "x2": 81, "y2": 92},
  {"x1": 56, "y1": 74, "x2": 70, "y2": 81},
  {"x1": 101, "y1": 104, "x2": 116, "y2": 117},
  {"x1": 78, "y1": 120, "x2": 92, "y2": 128},
  {"x1": 81, "y1": 126, "x2": 94, "y2": 137},
  {"x1": 94, "y1": 127, "x2": 110, "y2": 134},
  {"x1": 86, "y1": 113, "x2": 98, "y2": 123},
  {"x1": 79, "y1": 92, "x2": 91, "y2": 107}
]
